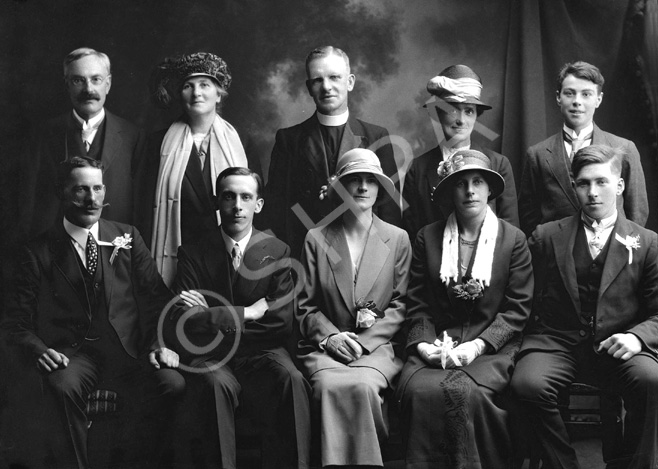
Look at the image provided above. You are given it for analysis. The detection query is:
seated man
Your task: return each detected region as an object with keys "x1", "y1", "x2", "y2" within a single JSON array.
[
  {"x1": 511, "y1": 145, "x2": 658, "y2": 469},
  {"x1": 170, "y1": 167, "x2": 310, "y2": 469},
  {"x1": 2, "y1": 156, "x2": 184, "y2": 469}
]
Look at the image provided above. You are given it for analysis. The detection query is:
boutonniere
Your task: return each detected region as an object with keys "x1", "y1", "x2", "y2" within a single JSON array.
[
  {"x1": 259, "y1": 255, "x2": 275, "y2": 264},
  {"x1": 319, "y1": 175, "x2": 338, "y2": 201},
  {"x1": 615, "y1": 233, "x2": 640, "y2": 265},
  {"x1": 355, "y1": 297, "x2": 385, "y2": 329},
  {"x1": 453, "y1": 278, "x2": 485, "y2": 301},
  {"x1": 104, "y1": 233, "x2": 132, "y2": 264}
]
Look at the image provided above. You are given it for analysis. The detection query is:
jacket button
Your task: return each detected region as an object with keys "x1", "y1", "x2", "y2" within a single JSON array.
[
  {"x1": 71, "y1": 342, "x2": 78, "y2": 347},
  {"x1": 94, "y1": 283, "x2": 101, "y2": 289},
  {"x1": 579, "y1": 330, "x2": 587, "y2": 337}
]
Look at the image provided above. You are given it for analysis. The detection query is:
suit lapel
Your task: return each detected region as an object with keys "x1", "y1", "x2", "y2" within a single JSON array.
[
  {"x1": 326, "y1": 222, "x2": 356, "y2": 315},
  {"x1": 235, "y1": 230, "x2": 268, "y2": 300},
  {"x1": 354, "y1": 218, "x2": 390, "y2": 304},
  {"x1": 98, "y1": 220, "x2": 117, "y2": 310},
  {"x1": 599, "y1": 216, "x2": 634, "y2": 300},
  {"x1": 424, "y1": 146, "x2": 441, "y2": 200},
  {"x1": 51, "y1": 224, "x2": 91, "y2": 315},
  {"x1": 183, "y1": 151, "x2": 212, "y2": 207},
  {"x1": 100, "y1": 112, "x2": 122, "y2": 172},
  {"x1": 544, "y1": 133, "x2": 579, "y2": 210},
  {"x1": 553, "y1": 216, "x2": 582, "y2": 314},
  {"x1": 338, "y1": 117, "x2": 367, "y2": 159},
  {"x1": 203, "y1": 235, "x2": 234, "y2": 304},
  {"x1": 302, "y1": 116, "x2": 330, "y2": 179}
]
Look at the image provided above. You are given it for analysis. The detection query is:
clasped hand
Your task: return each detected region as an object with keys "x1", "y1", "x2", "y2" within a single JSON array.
[
  {"x1": 417, "y1": 339, "x2": 485, "y2": 368},
  {"x1": 326, "y1": 332, "x2": 363, "y2": 364}
]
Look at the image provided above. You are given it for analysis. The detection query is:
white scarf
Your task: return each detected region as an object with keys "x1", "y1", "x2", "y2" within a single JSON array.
[
  {"x1": 440, "y1": 206, "x2": 498, "y2": 287},
  {"x1": 151, "y1": 115, "x2": 248, "y2": 286}
]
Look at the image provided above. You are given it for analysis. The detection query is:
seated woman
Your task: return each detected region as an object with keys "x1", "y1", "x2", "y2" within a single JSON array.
[
  {"x1": 397, "y1": 150, "x2": 533, "y2": 469},
  {"x1": 296, "y1": 148, "x2": 411, "y2": 468},
  {"x1": 138, "y1": 52, "x2": 248, "y2": 285}
]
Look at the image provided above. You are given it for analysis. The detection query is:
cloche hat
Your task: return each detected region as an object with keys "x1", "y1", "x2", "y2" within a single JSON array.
[{"x1": 328, "y1": 148, "x2": 395, "y2": 201}]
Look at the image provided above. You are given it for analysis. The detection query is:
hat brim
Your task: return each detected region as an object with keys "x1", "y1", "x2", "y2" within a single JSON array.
[
  {"x1": 181, "y1": 72, "x2": 224, "y2": 88},
  {"x1": 329, "y1": 168, "x2": 396, "y2": 206},
  {"x1": 432, "y1": 165, "x2": 505, "y2": 206}
]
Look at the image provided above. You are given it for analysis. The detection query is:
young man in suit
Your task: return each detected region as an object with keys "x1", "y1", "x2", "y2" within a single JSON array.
[
  {"x1": 21, "y1": 47, "x2": 146, "y2": 239},
  {"x1": 2, "y1": 157, "x2": 184, "y2": 469},
  {"x1": 511, "y1": 145, "x2": 658, "y2": 469},
  {"x1": 402, "y1": 64, "x2": 519, "y2": 242},
  {"x1": 264, "y1": 45, "x2": 401, "y2": 258},
  {"x1": 518, "y1": 61, "x2": 648, "y2": 236},
  {"x1": 171, "y1": 167, "x2": 310, "y2": 469}
]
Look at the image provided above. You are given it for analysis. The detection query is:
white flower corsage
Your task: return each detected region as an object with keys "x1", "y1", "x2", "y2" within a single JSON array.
[
  {"x1": 615, "y1": 233, "x2": 640, "y2": 265},
  {"x1": 355, "y1": 297, "x2": 385, "y2": 329},
  {"x1": 109, "y1": 234, "x2": 132, "y2": 264}
]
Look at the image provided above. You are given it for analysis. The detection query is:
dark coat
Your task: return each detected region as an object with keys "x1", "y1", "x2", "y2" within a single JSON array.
[
  {"x1": 264, "y1": 114, "x2": 401, "y2": 258},
  {"x1": 21, "y1": 111, "x2": 146, "y2": 238},
  {"x1": 3, "y1": 219, "x2": 170, "y2": 360},
  {"x1": 521, "y1": 213, "x2": 658, "y2": 354},
  {"x1": 402, "y1": 142, "x2": 519, "y2": 242},
  {"x1": 518, "y1": 124, "x2": 648, "y2": 236}
]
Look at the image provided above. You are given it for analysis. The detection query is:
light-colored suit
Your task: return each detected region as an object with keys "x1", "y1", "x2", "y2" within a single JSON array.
[
  {"x1": 518, "y1": 124, "x2": 648, "y2": 236},
  {"x1": 296, "y1": 215, "x2": 411, "y2": 466}
]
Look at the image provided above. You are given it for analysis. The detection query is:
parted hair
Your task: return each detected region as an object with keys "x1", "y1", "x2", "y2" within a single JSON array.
[
  {"x1": 556, "y1": 61, "x2": 604, "y2": 93},
  {"x1": 63, "y1": 47, "x2": 111, "y2": 78},
  {"x1": 215, "y1": 167, "x2": 263, "y2": 198},
  {"x1": 572, "y1": 144, "x2": 622, "y2": 178},
  {"x1": 305, "y1": 46, "x2": 350, "y2": 76},
  {"x1": 56, "y1": 156, "x2": 104, "y2": 190}
]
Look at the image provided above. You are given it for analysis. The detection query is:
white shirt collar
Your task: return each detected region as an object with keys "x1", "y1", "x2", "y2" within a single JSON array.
[
  {"x1": 316, "y1": 109, "x2": 349, "y2": 127},
  {"x1": 563, "y1": 122, "x2": 594, "y2": 140},
  {"x1": 73, "y1": 107, "x2": 105, "y2": 129},
  {"x1": 221, "y1": 227, "x2": 252, "y2": 256},
  {"x1": 63, "y1": 218, "x2": 100, "y2": 250},
  {"x1": 581, "y1": 209, "x2": 618, "y2": 230}
]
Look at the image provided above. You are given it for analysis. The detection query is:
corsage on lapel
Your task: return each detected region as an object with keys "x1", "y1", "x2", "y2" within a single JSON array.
[
  {"x1": 615, "y1": 233, "x2": 640, "y2": 265},
  {"x1": 355, "y1": 297, "x2": 385, "y2": 329},
  {"x1": 99, "y1": 233, "x2": 133, "y2": 264},
  {"x1": 453, "y1": 278, "x2": 485, "y2": 301}
]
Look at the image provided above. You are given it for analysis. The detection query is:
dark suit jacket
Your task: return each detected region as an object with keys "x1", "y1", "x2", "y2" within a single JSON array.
[
  {"x1": 2, "y1": 219, "x2": 170, "y2": 360},
  {"x1": 399, "y1": 218, "x2": 532, "y2": 390},
  {"x1": 21, "y1": 110, "x2": 146, "y2": 239},
  {"x1": 402, "y1": 142, "x2": 519, "y2": 242},
  {"x1": 296, "y1": 216, "x2": 411, "y2": 382},
  {"x1": 518, "y1": 124, "x2": 648, "y2": 236},
  {"x1": 264, "y1": 114, "x2": 401, "y2": 258},
  {"x1": 135, "y1": 129, "x2": 217, "y2": 248},
  {"x1": 171, "y1": 229, "x2": 294, "y2": 364},
  {"x1": 521, "y1": 213, "x2": 658, "y2": 355}
]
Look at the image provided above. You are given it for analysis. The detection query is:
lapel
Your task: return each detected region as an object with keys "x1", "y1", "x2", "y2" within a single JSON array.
[
  {"x1": 50, "y1": 222, "x2": 92, "y2": 315},
  {"x1": 326, "y1": 221, "x2": 357, "y2": 315},
  {"x1": 590, "y1": 123, "x2": 608, "y2": 146},
  {"x1": 338, "y1": 116, "x2": 368, "y2": 159},
  {"x1": 100, "y1": 111, "x2": 122, "y2": 172},
  {"x1": 301, "y1": 115, "x2": 330, "y2": 179},
  {"x1": 183, "y1": 149, "x2": 213, "y2": 208},
  {"x1": 552, "y1": 215, "x2": 582, "y2": 314},
  {"x1": 98, "y1": 220, "x2": 117, "y2": 310},
  {"x1": 599, "y1": 215, "x2": 635, "y2": 300},
  {"x1": 544, "y1": 132, "x2": 579, "y2": 210},
  {"x1": 234, "y1": 230, "x2": 269, "y2": 300},
  {"x1": 354, "y1": 217, "x2": 390, "y2": 304},
  {"x1": 424, "y1": 146, "x2": 442, "y2": 200},
  {"x1": 203, "y1": 233, "x2": 235, "y2": 304}
]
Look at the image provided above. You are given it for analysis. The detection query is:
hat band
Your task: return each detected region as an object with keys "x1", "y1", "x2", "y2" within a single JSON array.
[
  {"x1": 336, "y1": 161, "x2": 384, "y2": 178},
  {"x1": 427, "y1": 76, "x2": 483, "y2": 101}
]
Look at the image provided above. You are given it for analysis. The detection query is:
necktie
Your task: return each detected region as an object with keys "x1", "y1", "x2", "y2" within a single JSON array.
[
  {"x1": 563, "y1": 130, "x2": 593, "y2": 160},
  {"x1": 584, "y1": 221, "x2": 605, "y2": 257},
  {"x1": 81, "y1": 121, "x2": 101, "y2": 153},
  {"x1": 231, "y1": 244, "x2": 242, "y2": 271},
  {"x1": 86, "y1": 232, "x2": 98, "y2": 275}
]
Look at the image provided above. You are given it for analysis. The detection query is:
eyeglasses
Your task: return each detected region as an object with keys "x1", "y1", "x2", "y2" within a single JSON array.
[{"x1": 67, "y1": 76, "x2": 109, "y2": 87}]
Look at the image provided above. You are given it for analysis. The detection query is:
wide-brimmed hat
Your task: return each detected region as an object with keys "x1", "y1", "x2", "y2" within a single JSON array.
[
  {"x1": 329, "y1": 148, "x2": 396, "y2": 201},
  {"x1": 424, "y1": 64, "x2": 491, "y2": 111},
  {"x1": 431, "y1": 149, "x2": 505, "y2": 205},
  {"x1": 150, "y1": 52, "x2": 232, "y2": 108}
]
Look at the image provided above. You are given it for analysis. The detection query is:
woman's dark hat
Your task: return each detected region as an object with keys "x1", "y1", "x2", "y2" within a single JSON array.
[
  {"x1": 150, "y1": 52, "x2": 231, "y2": 109},
  {"x1": 431, "y1": 149, "x2": 505, "y2": 205},
  {"x1": 424, "y1": 64, "x2": 491, "y2": 110}
]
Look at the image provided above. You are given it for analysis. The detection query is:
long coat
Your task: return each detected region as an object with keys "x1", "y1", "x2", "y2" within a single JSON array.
[
  {"x1": 518, "y1": 124, "x2": 648, "y2": 236},
  {"x1": 520, "y1": 212, "x2": 658, "y2": 355},
  {"x1": 402, "y1": 142, "x2": 519, "y2": 242},
  {"x1": 296, "y1": 215, "x2": 411, "y2": 383},
  {"x1": 21, "y1": 111, "x2": 145, "y2": 238},
  {"x1": 3, "y1": 219, "x2": 169, "y2": 360},
  {"x1": 398, "y1": 218, "x2": 533, "y2": 393},
  {"x1": 264, "y1": 114, "x2": 401, "y2": 258}
]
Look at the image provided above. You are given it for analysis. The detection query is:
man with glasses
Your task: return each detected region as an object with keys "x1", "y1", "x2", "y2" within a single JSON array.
[{"x1": 21, "y1": 47, "x2": 146, "y2": 238}]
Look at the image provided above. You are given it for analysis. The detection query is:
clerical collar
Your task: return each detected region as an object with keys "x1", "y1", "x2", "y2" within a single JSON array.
[
  {"x1": 581, "y1": 210, "x2": 617, "y2": 231},
  {"x1": 563, "y1": 122, "x2": 593, "y2": 140},
  {"x1": 63, "y1": 217, "x2": 100, "y2": 250},
  {"x1": 73, "y1": 108, "x2": 105, "y2": 128},
  {"x1": 221, "y1": 227, "x2": 252, "y2": 255},
  {"x1": 316, "y1": 110, "x2": 349, "y2": 127}
]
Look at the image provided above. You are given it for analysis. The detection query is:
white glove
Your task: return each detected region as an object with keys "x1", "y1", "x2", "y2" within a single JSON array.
[{"x1": 452, "y1": 339, "x2": 487, "y2": 366}]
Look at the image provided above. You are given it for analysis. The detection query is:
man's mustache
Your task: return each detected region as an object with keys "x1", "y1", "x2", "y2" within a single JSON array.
[
  {"x1": 71, "y1": 200, "x2": 110, "y2": 210},
  {"x1": 77, "y1": 92, "x2": 100, "y2": 102}
]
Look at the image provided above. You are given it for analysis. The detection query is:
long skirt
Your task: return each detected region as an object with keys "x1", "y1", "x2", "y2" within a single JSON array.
[
  {"x1": 309, "y1": 366, "x2": 389, "y2": 467},
  {"x1": 399, "y1": 361, "x2": 513, "y2": 469}
]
